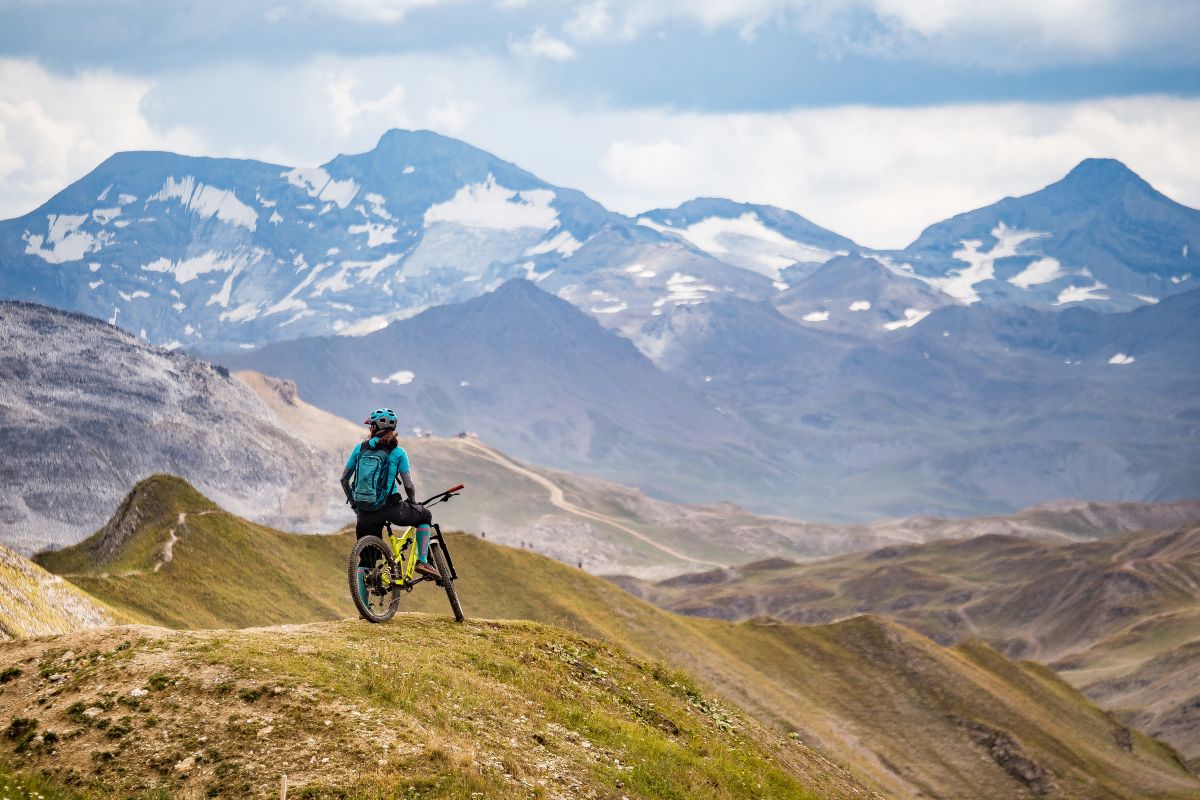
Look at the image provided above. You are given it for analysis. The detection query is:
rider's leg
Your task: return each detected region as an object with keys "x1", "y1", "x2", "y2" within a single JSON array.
[
  {"x1": 355, "y1": 508, "x2": 386, "y2": 570},
  {"x1": 414, "y1": 504, "x2": 434, "y2": 562},
  {"x1": 415, "y1": 525, "x2": 432, "y2": 563},
  {"x1": 388, "y1": 502, "x2": 438, "y2": 577}
]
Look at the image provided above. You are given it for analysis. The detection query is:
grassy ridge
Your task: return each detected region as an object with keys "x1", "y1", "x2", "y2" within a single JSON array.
[
  {"x1": 26, "y1": 476, "x2": 1200, "y2": 799},
  {"x1": 0, "y1": 620, "x2": 842, "y2": 799},
  {"x1": 615, "y1": 524, "x2": 1200, "y2": 765}
]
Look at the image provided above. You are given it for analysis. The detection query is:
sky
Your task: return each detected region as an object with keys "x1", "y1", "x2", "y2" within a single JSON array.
[{"x1": 1, "y1": 0, "x2": 1199, "y2": 248}]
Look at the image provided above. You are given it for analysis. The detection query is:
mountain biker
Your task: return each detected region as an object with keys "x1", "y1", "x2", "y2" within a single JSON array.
[{"x1": 340, "y1": 408, "x2": 440, "y2": 584}]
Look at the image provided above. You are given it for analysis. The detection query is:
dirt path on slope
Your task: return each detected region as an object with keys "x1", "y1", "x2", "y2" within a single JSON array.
[{"x1": 450, "y1": 438, "x2": 726, "y2": 569}]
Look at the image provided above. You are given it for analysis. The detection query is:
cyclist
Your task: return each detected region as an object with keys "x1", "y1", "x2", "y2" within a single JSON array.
[{"x1": 341, "y1": 408, "x2": 440, "y2": 583}]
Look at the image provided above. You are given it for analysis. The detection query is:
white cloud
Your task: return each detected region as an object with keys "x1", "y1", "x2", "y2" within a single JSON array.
[
  {"x1": 591, "y1": 96, "x2": 1200, "y2": 247},
  {"x1": 0, "y1": 59, "x2": 201, "y2": 219},
  {"x1": 510, "y1": 28, "x2": 576, "y2": 60},
  {"x1": 578, "y1": 0, "x2": 1199, "y2": 67},
  {"x1": 3, "y1": 55, "x2": 1200, "y2": 252},
  {"x1": 565, "y1": 1, "x2": 613, "y2": 40},
  {"x1": 318, "y1": 0, "x2": 461, "y2": 24}
]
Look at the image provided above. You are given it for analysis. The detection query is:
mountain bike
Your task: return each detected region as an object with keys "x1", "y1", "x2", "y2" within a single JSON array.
[{"x1": 347, "y1": 484, "x2": 465, "y2": 623}]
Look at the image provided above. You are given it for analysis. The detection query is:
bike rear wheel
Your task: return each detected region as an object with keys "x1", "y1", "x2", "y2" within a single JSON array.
[
  {"x1": 348, "y1": 535, "x2": 401, "y2": 623},
  {"x1": 430, "y1": 541, "x2": 464, "y2": 622}
]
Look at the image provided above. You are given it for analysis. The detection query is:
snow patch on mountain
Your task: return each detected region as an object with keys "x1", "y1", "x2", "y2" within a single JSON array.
[
  {"x1": 347, "y1": 253, "x2": 402, "y2": 283},
  {"x1": 625, "y1": 264, "x2": 657, "y2": 279},
  {"x1": 883, "y1": 308, "x2": 931, "y2": 330},
  {"x1": 525, "y1": 230, "x2": 581, "y2": 258},
  {"x1": 1132, "y1": 293, "x2": 1159, "y2": 304},
  {"x1": 654, "y1": 273, "x2": 716, "y2": 308},
  {"x1": 348, "y1": 222, "x2": 398, "y2": 247},
  {"x1": 23, "y1": 214, "x2": 107, "y2": 263},
  {"x1": 371, "y1": 369, "x2": 415, "y2": 385},
  {"x1": 219, "y1": 302, "x2": 261, "y2": 323},
  {"x1": 1009, "y1": 257, "x2": 1066, "y2": 289},
  {"x1": 849, "y1": 300, "x2": 871, "y2": 311},
  {"x1": 148, "y1": 176, "x2": 258, "y2": 231},
  {"x1": 335, "y1": 315, "x2": 391, "y2": 336},
  {"x1": 207, "y1": 267, "x2": 242, "y2": 309},
  {"x1": 362, "y1": 193, "x2": 394, "y2": 221},
  {"x1": 425, "y1": 175, "x2": 558, "y2": 230},
  {"x1": 638, "y1": 212, "x2": 845, "y2": 280},
  {"x1": 1109, "y1": 353, "x2": 1136, "y2": 365},
  {"x1": 283, "y1": 167, "x2": 359, "y2": 209},
  {"x1": 92, "y1": 207, "x2": 122, "y2": 224},
  {"x1": 141, "y1": 252, "x2": 238, "y2": 284},
  {"x1": 802, "y1": 311, "x2": 830, "y2": 322},
  {"x1": 1054, "y1": 281, "x2": 1110, "y2": 305},
  {"x1": 588, "y1": 289, "x2": 627, "y2": 314},
  {"x1": 933, "y1": 223, "x2": 1045, "y2": 303}
]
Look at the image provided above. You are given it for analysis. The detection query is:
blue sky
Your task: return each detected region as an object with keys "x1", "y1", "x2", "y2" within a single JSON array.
[{"x1": 2, "y1": 0, "x2": 1199, "y2": 247}]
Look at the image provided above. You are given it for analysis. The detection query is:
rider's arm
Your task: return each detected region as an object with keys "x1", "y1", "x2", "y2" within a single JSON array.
[
  {"x1": 399, "y1": 470, "x2": 417, "y2": 503},
  {"x1": 341, "y1": 443, "x2": 361, "y2": 503},
  {"x1": 391, "y1": 447, "x2": 418, "y2": 503}
]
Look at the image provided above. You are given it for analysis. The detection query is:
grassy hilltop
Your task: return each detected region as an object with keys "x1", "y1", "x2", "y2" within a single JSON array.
[
  {"x1": 0, "y1": 619, "x2": 854, "y2": 800},
  {"x1": 5, "y1": 476, "x2": 1196, "y2": 799}
]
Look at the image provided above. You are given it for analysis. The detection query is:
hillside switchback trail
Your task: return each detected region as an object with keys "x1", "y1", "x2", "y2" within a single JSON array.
[{"x1": 452, "y1": 437, "x2": 727, "y2": 569}]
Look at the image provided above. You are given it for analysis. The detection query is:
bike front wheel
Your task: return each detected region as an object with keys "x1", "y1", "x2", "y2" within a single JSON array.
[
  {"x1": 348, "y1": 535, "x2": 401, "y2": 623},
  {"x1": 429, "y1": 541, "x2": 464, "y2": 622}
]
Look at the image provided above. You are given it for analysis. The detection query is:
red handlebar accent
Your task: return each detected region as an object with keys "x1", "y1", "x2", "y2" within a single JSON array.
[{"x1": 447, "y1": 483, "x2": 465, "y2": 493}]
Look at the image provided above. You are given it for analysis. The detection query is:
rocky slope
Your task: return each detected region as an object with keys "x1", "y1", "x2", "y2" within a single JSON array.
[{"x1": 0, "y1": 301, "x2": 345, "y2": 554}]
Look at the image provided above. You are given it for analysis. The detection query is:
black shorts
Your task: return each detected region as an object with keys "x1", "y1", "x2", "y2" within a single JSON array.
[{"x1": 355, "y1": 495, "x2": 432, "y2": 540}]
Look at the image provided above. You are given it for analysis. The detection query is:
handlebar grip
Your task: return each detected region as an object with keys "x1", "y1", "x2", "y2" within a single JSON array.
[{"x1": 447, "y1": 484, "x2": 465, "y2": 493}]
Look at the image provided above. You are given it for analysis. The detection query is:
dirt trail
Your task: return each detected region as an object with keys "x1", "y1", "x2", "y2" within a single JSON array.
[
  {"x1": 449, "y1": 438, "x2": 726, "y2": 569},
  {"x1": 152, "y1": 512, "x2": 186, "y2": 572}
]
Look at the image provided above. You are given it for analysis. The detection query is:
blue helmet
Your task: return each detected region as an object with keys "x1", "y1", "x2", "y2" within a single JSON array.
[{"x1": 364, "y1": 408, "x2": 397, "y2": 431}]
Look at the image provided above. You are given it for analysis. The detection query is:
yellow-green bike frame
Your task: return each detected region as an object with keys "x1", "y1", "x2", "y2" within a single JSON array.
[{"x1": 379, "y1": 523, "x2": 419, "y2": 590}]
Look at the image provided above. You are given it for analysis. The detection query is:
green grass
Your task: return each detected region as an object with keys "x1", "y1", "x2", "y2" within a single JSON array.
[
  {"x1": 36, "y1": 477, "x2": 218, "y2": 577},
  {"x1": 0, "y1": 620, "x2": 822, "y2": 800},
  {"x1": 21, "y1": 476, "x2": 1200, "y2": 800}
]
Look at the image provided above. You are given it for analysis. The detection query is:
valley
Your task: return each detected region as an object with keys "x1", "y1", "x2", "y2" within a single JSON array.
[{"x1": 612, "y1": 522, "x2": 1200, "y2": 768}]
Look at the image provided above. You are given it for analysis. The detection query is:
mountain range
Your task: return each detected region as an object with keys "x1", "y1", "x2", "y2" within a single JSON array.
[
  {"x1": 224, "y1": 275, "x2": 1200, "y2": 519},
  {"x1": 2, "y1": 131, "x2": 1198, "y2": 520},
  {"x1": 2, "y1": 132, "x2": 1195, "y2": 356}
]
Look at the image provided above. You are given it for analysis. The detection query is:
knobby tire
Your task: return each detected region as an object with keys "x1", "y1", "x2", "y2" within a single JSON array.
[
  {"x1": 430, "y1": 541, "x2": 464, "y2": 622},
  {"x1": 348, "y1": 535, "x2": 400, "y2": 623}
]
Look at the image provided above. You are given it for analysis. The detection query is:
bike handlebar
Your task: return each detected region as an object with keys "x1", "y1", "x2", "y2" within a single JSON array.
[{"x1": 422, "y1": 484, "x2": 465, "y2": 507}]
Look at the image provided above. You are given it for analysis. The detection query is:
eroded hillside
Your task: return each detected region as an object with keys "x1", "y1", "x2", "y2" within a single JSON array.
[{"x1": 614, "y1": 525, "x2": 1200, "y2": 767}]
